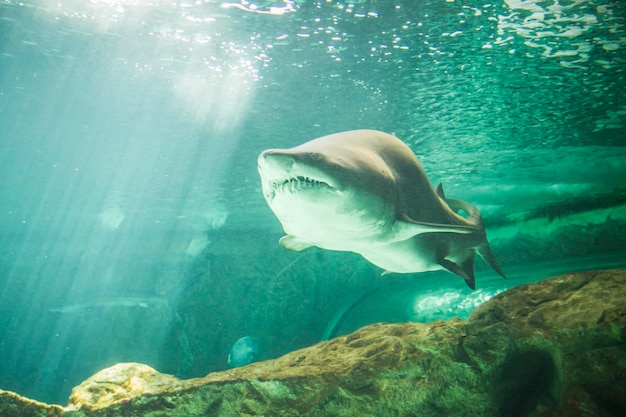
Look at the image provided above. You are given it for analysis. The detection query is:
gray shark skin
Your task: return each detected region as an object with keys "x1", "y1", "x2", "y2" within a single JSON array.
[
  {"x1": 257, "y1": 129, "x2": 505, "y2": 289},
  {"x1": 48, "y1": 295, "x2": 169, "y2": 313}
]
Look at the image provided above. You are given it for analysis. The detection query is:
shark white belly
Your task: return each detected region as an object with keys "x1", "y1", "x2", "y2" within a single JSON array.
[{"x1": 257, "y1": 129, "x2": 505, "y2": 289}]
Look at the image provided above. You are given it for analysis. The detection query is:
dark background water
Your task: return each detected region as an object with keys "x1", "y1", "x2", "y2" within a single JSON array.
[{"x1": 0, "y1": 0, "x2": 625, "y2": 405}]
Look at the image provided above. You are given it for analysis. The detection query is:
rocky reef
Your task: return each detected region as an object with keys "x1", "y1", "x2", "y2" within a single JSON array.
[{"x1": 1, "y1": 268, "x2": 624, "y2": 417}]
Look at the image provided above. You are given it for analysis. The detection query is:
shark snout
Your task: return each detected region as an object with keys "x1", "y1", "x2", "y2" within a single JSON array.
[{"x1": 259, "y1": 150, "x2": 296, "y2": 173}]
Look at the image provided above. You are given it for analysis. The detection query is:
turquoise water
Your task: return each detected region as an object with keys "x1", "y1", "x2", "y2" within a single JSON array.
[{"x1": 0, "y1": 0, "x2": 625, "y2": 405}]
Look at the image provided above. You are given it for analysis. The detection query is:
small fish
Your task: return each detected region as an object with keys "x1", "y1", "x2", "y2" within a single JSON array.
[{"x1": 227, "y1": 336, "x2": 259, "y2": 368}]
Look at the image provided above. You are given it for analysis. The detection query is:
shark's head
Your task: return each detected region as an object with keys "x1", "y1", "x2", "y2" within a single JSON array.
[{"x1": 258, "y1": 139, "x2": 398, "y2": 248}]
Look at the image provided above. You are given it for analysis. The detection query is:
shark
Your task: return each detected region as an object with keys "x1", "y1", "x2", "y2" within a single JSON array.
[
  {"x1": 257, "y1": 129, "x2": 506, "y2": 289},
  {"x1": 48, "y1": 295, "x2": 168, "y2": 313}
]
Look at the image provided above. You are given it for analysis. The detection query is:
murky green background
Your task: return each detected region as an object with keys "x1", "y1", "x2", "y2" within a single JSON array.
[{"x1": 0, "y1": 0, "x2": 624, "y2": 404}]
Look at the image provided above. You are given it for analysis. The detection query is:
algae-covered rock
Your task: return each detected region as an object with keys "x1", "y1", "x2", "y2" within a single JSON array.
[
  {"x1": 1, "y1": 269, "x2": 625, "y2": 417},
  {"x1": 0, "y1": 389, "x2": 64, "y2": 417},
  {"x1": 67, "y1": 363, "x2": 184, "y2": 412},
  {"x1": 464, "y1": 269, "x2": 626, "y2": 417}
]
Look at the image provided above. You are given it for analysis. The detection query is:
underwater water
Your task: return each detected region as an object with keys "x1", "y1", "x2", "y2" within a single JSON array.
[{"x1": 0, "y1": 0, "x2": 625, "y2": 405}]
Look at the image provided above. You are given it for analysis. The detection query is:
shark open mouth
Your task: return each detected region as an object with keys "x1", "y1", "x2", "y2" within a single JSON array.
[{"x1": 269, "y1": 176, "x2": 335, "y2": 196}]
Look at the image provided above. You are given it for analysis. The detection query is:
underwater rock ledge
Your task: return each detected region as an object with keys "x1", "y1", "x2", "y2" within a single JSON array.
[{"x1": 2, "y1": 269, "x2": 625, "y2": 417}]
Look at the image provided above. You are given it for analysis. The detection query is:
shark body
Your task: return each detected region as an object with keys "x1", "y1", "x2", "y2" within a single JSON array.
[
  {"x1": 48, "y1": 295, "x2": 169, "y2": 314},
  {"x1": 257, "y1": 129, "x2": 505, "y2": 289}
]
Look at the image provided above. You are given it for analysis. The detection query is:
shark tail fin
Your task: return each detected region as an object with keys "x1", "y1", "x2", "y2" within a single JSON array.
[
  {"x1": 477, "y1": 242, "x2": 507, "y2": 279},
  {"x1": 436, "y1": 183, "x2": 507, "y2": 280}
]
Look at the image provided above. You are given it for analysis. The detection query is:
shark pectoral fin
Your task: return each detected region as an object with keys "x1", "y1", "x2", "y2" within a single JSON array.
[
  {"x1": 279, "y1": 235, "x2": 314, "y2": 252},
  {"x1": 438, "y1": 256, "x2": 476, "y2": 290}
]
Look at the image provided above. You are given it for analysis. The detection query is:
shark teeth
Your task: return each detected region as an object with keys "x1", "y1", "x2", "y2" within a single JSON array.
[{"x1": 270, "y1": 176, "x2": 333, "y2": 194}]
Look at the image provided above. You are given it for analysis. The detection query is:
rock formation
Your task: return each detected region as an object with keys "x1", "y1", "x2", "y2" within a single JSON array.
[{"x1": 1, "y1": 268, "x2": 624, "y2": 416}]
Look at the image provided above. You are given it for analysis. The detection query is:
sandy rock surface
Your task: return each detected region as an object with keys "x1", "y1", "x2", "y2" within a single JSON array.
[{"x1": 1, "y1": 269, "x2": 624, "y2": 417}]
